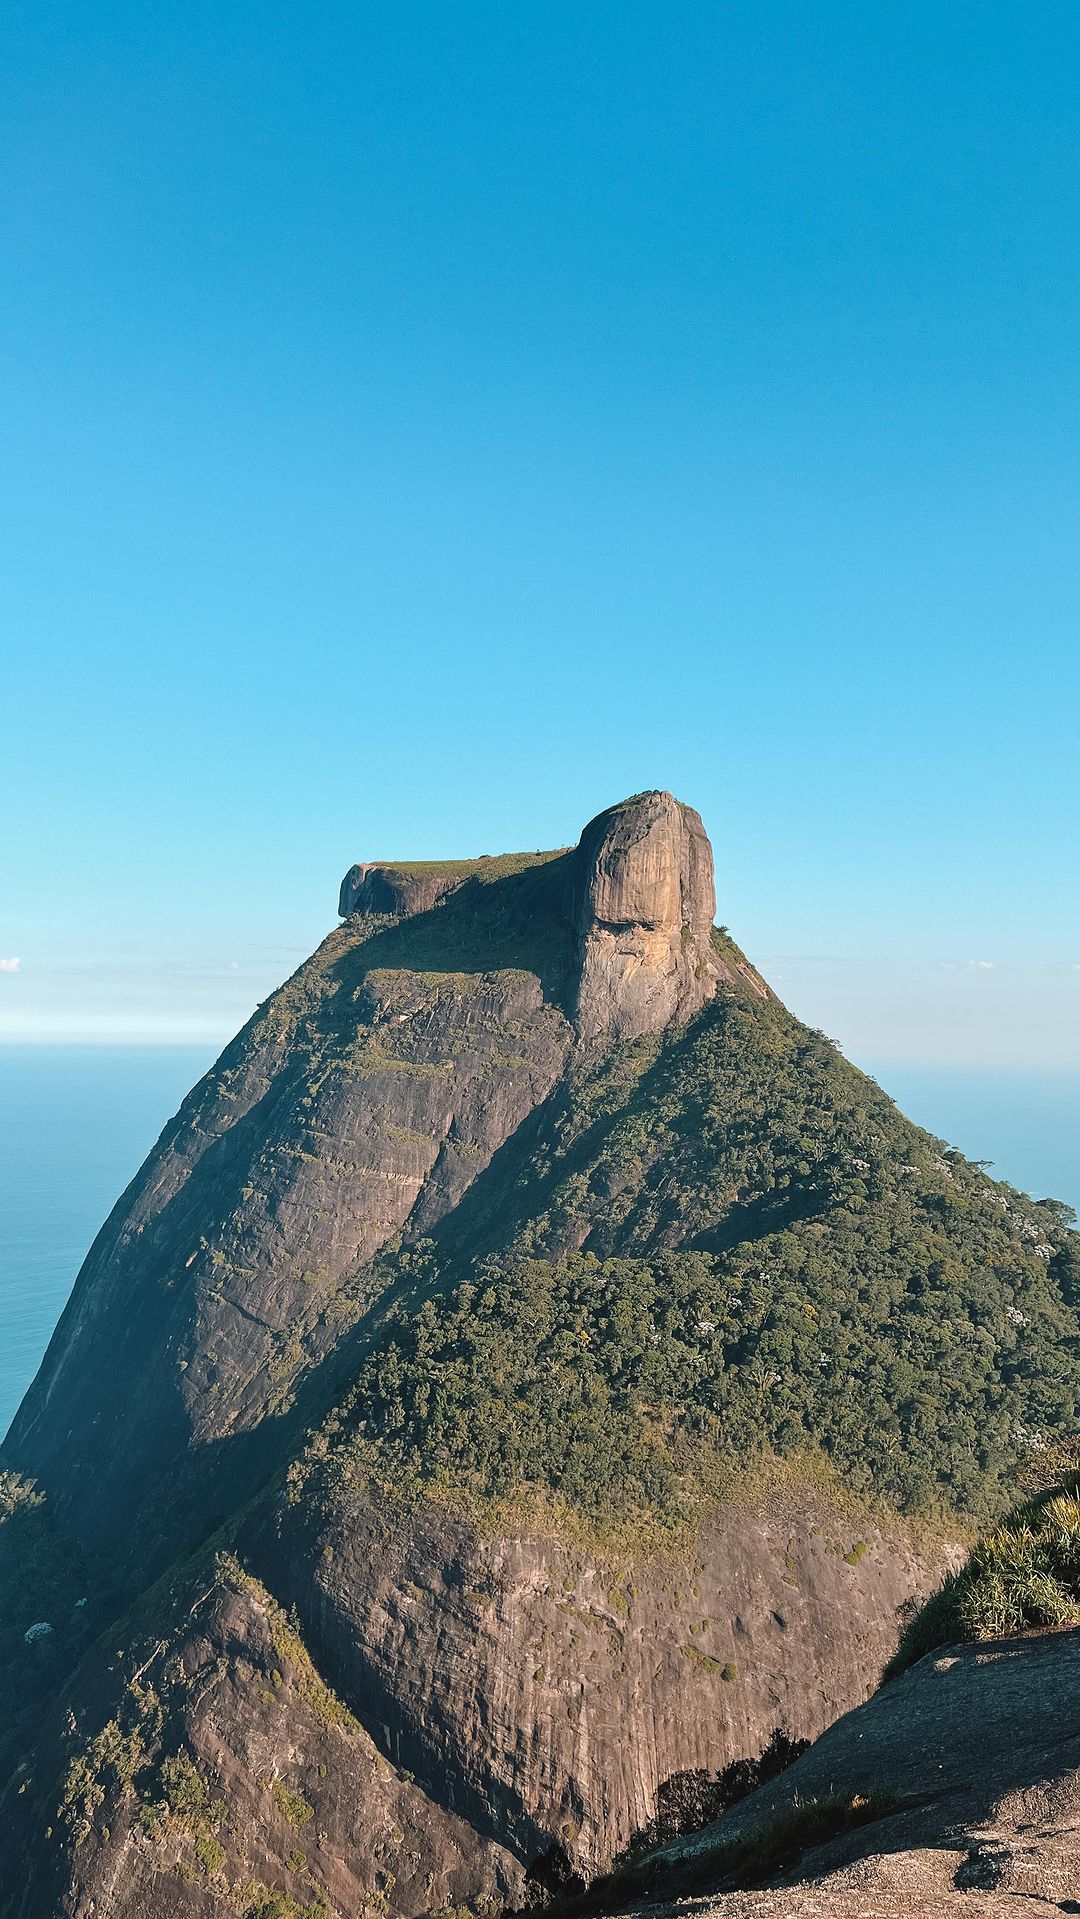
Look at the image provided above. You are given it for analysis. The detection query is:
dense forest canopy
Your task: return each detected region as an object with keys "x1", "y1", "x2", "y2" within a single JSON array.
[{"x1": 302, "y1": 988, "x2": 1080, "y2": 1529}]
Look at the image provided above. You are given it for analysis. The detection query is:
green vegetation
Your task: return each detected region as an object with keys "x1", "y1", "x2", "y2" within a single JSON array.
[
  {"x1": 59, "y1": 1683, "x2": 164, "y2": 1846},
  {"x1": 150, "y1": 1751, "x2": 230, "y2": 1877},
  {"x1": 306, "y1": 990, "x2": 1080, "y2": 1522},
  {"x1": 43, "y1": 1546, "x2": 350, "y2": 1911},
  {"x1": 681, "y1": 1644, "x2": 721, "y2": 1673},
  {"x1": 0, "y1": 1473, "x2": 117, "y2": 1786},
  {"x1": 624, "y1": 1729, "x2": 809, "y2": 1857},
  {"x1": 6, "y1": 832, "x2": 1080, "y2": 1915},
  {"x1": 234, "y1": 1884, "x2": 328, "y2": 1919},
  {"x1": 218, "y1": 1554, "x2": 360, "y2": 1732},
  {"x1": 354, "y1": 848, "x2": 567, "y2": 883},
  {"x1": 57, "y1": 1675, "x2": 229, "y2": 1872},
  {"x1": 269, "y1": 1779, "x2": 314, "y2": 1828},
  {"x1": 885, "y1": 1480, "x2": 1080, "y2": 1678}
]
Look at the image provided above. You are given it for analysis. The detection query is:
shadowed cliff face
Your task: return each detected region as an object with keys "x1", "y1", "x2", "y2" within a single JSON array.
[
  {"x1": 261, "y1": 1481, "x2": 946, "y2": 1876},
  {"x1": 0, "y1": 1483, "x2": 949, "y2": 1919},
  {"x1": 2, "y1": 791, "x2": 1077, "y2": 1919}
]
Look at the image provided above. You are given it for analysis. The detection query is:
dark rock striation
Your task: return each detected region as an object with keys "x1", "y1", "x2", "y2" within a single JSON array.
[{"x1": 339, "y1": 861, "x2": 478, "y2": 919}]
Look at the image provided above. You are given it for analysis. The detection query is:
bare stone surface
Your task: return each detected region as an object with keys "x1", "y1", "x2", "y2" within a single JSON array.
[
  {"x1": 265, "y1": 1482, "x2": 950, "y2": 1878},
  {"x1": 338, "y1": 861, "x2": 470, "y2": 918},
  {"x1": 1, "y1": 791, "x2": 1057, "y2": 1919},
  {"x1": 3, "y1": 1578, "x2": 524, "y2": 1919},
  {"x1": 569, "y1": 792, "x2": 724, "y2": 1041},
  {"x1": 0, "y1": 1484, "x2": 950, "y2": 1919},
  {"x1": 641, "y1": 1625, "x2": 1080, "y2": 1917},
  {"x1": 643, "y1": 1892, "x2": 1061, "y2": 1916},
  {"x1": 3, "y1": 933, "x2": 573, "y2": 1557}
]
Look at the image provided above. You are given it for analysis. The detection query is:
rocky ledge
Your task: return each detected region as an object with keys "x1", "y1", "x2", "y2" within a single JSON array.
[{"x1": 340, "y1": 789, "x2": 729, "y2": 1042}]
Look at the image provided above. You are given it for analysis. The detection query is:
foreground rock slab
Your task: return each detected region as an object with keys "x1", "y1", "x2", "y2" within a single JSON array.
[{"x1": 640, "y1": 1625, "x2": 1080, "y2": 1915}]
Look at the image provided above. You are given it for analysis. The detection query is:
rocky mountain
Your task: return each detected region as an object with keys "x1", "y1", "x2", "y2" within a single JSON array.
[{"x1": 1, "y1": 790, "x2": 1077, "y2": 1919}]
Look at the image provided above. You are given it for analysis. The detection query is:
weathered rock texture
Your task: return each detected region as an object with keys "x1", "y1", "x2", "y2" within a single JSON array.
[
  {"x1": 0, "y1": 1482, "x2": 948, "y2": 1919},
  {"x1": 4, "y1": 893, "x2": 574, "y2": 1556},
  {"x1": 634, "y1": 1624, "x2": 1080, "y2": 1917},
  {"x1": 569, "y1": 793, "x2": 726, "y2": 1042},
  {"x1": 2, "y1": 1569, "x2": 523, "y2": 1919},
  {"x1": 265, "y1": 1482, "x2": 946, "y2": 1876},
  {"x1": 3, "y1": 795, "x2": 756, "y2": 1560},
  {"x1": 340, "y1": 861, "x2": 481, "y2": 919}
]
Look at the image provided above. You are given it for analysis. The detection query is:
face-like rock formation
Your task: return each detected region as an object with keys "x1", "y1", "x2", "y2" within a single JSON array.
[
  {"x1": 339, "y1": 790, "x2": 724, "y2": 1044},
  {"x1": 568, "y1": 791, "x2": 722, "y2": 1041}
]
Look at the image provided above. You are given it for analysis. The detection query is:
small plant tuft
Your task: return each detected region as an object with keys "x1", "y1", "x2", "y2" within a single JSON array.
[{"x1": 884, "y1": 1480, "x2": 1080, "y2": 1680}]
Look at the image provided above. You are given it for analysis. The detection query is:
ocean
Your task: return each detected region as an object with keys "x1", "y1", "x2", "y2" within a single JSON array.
[
  {"x1": 0, "y1": 1044, "x2": 215, "y2": 1444},
  {"x1": 1, "y1": 1044, "x2": 1077, "y2": 1443}
]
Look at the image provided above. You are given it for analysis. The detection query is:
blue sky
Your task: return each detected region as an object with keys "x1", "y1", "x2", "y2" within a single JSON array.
[{"x1": 2, "y1": 1, "x2": 1078, "y2": 1063}]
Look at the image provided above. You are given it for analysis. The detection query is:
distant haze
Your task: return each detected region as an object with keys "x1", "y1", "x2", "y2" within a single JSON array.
[
  {"x1": 1, "y1": 6, "x2": 1076, "y2": 1059},
  {"x1": 1, "y1": 939, "x2": 1075, "y2": 1072}
]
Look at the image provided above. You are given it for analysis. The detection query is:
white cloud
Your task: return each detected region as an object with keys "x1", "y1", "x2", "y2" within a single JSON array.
[
  {"x1": 969, "y1": 959, "x2": 994, "y2": 970},
  {"x1": 0, "y1": 956, "x2": 20, "y2": 974}
]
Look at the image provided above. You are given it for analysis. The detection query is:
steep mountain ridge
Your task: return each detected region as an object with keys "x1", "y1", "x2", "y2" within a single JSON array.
[
  {"x1": 3, "y1": 793, "x2": 731, "y2": 1558},
  {"x1": 1, "y1": 790, "x2": 1077, "y2": 1919}
]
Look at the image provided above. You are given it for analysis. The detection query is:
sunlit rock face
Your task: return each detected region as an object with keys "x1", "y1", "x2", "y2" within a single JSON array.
[
  {"x1": 338, "y1": 789, "x2": 725, "y2": 1045},
  {"x1": 11, "y1": 786, "x2": 1044, "y2": 1919},
  {"x1": 569, "y1": 790, "x2": 722, "y2": 1041}
]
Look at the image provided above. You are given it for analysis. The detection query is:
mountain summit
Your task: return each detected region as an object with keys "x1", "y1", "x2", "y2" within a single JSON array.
[
  {"x1": 1, "y1": 793, "x2": 1077, "y2": 1919},
  {"x1": 340, "y1": 789, "x2": 738, "y2": 1041}
]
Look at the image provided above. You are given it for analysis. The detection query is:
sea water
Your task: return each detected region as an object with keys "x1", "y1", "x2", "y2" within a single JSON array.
[
  {"x1": 0, "y1": 1045, "x2": 1077, "y2": 1443},
  {"x1": 0, "y1": 1045, "x2": 214, "y2": 1442}
]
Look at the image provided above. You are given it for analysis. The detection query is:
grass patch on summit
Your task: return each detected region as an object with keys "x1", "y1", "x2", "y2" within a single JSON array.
[{"x1": 354, "y1": 848, "x2": 567, "y2": 882}]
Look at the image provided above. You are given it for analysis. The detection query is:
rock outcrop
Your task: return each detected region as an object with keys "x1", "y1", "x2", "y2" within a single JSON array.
[
  {"x1": 2, "y1": 927, "x2": 573, "y2": 1556},
  {"x1": 0, "y1": 1479, "x2": 948, "y2": 1919},
  {"x1": 263, "y1": 1481, "x2": 946, "y2": 1876},
  {"x1": 614, "y1": 1624, "x2": 1080, "y2": 1917},
  {"x1": 569, "y1": 792, "x2": 724, "y2": 1041},
  {"x1": 337, "y1": 793, "x2": 747, "y2": 1046},
  {"x1": 339, "y1": 861, "x2": 482, "y2": 919}
]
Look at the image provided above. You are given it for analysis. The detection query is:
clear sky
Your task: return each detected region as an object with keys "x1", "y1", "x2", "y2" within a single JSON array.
[{"x1": 2, "y1": 1, "x2": 1078, "y2": 1065}]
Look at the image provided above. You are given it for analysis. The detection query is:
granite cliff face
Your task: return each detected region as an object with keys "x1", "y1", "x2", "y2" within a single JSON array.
[
  {"x1": 1, "y1": 795, "x2": 753, "y2": 1560},
  {"x1": 600, "y1": 1622, "x2": 1080, "y2": 1917},
  {"x1": 1, "y1": 790, "x2": 1077, "y2": 1919},
  {"x1": 569, "y1": 792, "x2": 728, "y2": 1041},
  {"x1": 340, "y1": 790, "x2": 733, "y2": 1044}
]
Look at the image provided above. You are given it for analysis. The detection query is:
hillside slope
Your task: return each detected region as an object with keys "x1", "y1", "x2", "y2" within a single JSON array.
[{"x1": 2, "y1": 790, "x2": 1077, "y2": 1919}]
